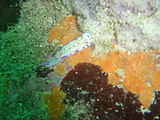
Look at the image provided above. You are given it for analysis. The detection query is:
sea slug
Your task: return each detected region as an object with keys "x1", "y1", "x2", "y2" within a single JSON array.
[{"x1": 43, "y1": 32, "x2": 93, "y2": 67}]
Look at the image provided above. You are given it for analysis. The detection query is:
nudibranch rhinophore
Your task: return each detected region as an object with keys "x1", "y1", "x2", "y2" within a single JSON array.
[{"x1": 43, "y1": 32, "x2": 93, "y2": 68}]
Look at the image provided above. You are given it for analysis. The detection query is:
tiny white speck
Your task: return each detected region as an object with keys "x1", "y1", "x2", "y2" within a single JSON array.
[
  {"x1": 120, "y1": 79, "x2": 124, "y2": 82},
  {"x1": 115, "y1": 110, "x2": 119, "y2": 112}
]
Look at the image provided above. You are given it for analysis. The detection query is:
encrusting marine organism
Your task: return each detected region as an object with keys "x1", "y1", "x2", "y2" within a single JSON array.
[{"x1": 43, "y1": 32, "x2": 93, "y2": 67}]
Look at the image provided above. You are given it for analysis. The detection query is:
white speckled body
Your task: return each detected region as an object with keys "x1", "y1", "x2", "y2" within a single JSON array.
[{"x1": 43, "y1": 32, "x2": 93, "y2": 67}]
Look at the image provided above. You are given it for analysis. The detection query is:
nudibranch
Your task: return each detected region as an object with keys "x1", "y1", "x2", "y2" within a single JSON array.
[{"x1": 43, "y1": 32, "x2": 93, "y2": 68}]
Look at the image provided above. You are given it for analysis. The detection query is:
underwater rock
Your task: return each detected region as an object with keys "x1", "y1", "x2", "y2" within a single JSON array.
[
  {"x1": 60, "y1": 63, "x2": 144, "y2": 120},
  {"x1": 64, "y1": 0, "x2": 160, "y2": 53}
]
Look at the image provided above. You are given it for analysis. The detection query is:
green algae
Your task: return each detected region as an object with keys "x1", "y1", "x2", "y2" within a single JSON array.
[
  {"x1": 0, "y1": 21, "x2": 49, "y2": 120},
  {"x1": 0, "y1": 0, "x2": 70, "y2": 119}
]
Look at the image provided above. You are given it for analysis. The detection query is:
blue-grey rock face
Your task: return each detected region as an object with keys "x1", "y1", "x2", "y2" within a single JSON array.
[{"x1": 64, "y1": 0, "x2": 160, "y2": 53}]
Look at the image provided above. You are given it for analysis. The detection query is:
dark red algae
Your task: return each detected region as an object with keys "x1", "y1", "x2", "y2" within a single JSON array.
[
  {"x1": 36, "y1": 65, "x2": 53, "y2": 78},
  {"x1": 60, "y1": 63, "x2": 145, "y2": 120},
  {"x1": 145, "y1": 91, "x2": 160, "y2": 120}
]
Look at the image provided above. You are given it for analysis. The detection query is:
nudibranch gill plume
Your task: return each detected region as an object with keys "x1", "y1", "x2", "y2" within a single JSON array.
[{"x1": 43, "y1": 32, "x2": 93, "y2": 67}]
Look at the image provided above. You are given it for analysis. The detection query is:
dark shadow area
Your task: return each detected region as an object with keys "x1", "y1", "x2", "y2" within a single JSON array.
[{"x1": 0, "y1": 0, "x2": 24, "y2": 32}]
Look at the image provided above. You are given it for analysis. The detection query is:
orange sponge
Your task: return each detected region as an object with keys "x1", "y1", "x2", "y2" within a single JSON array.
[
  {"x1": 54, "y1": 63, "x2": 67, "y2": 76},
  {"x1": 48, "y1": 16, "x2": 81, "y2": 45},
  {"x1": 43, "y1": 87, "x2": 66, "y2": 120}
]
